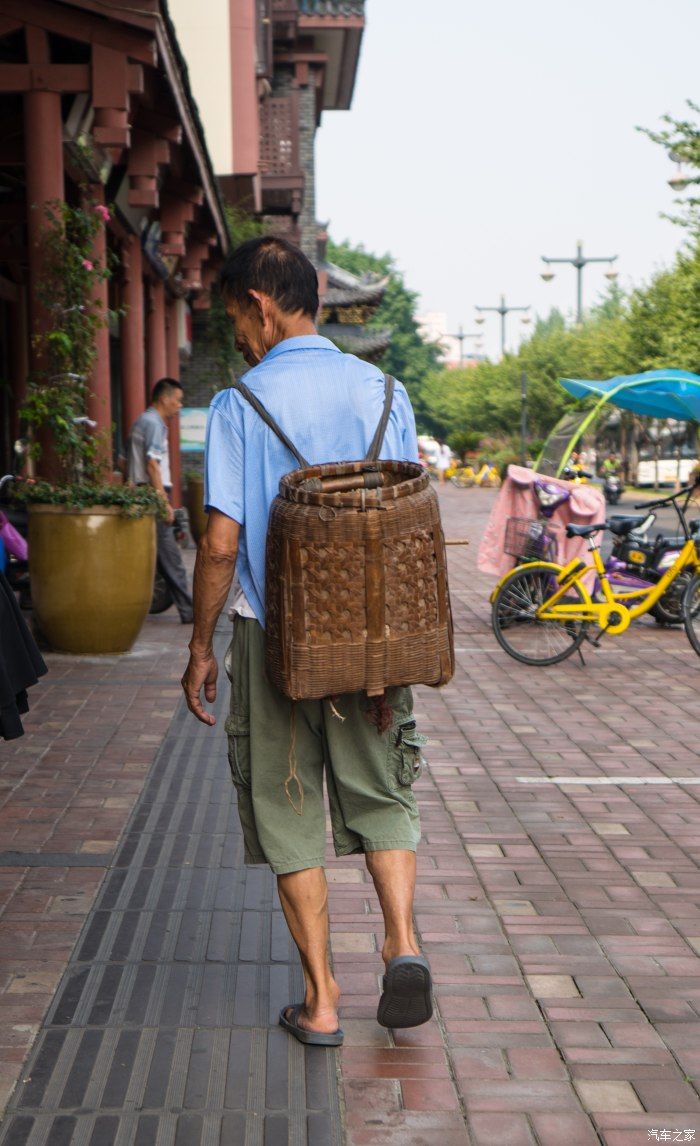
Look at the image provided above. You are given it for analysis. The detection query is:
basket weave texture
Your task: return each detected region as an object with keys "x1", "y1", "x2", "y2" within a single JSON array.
[{"x1": 265, "y1": 459, "x2": 454, "y2": 699}]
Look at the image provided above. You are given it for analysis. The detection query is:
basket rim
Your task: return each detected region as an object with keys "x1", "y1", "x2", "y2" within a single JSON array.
[{"x1": 278, "y1": 459, "x2": 428, "y2": 508}]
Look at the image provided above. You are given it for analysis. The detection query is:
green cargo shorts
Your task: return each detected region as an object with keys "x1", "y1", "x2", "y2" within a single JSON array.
[{"x1": 224, "y1": 617, "x2": 423, "y2": 875}]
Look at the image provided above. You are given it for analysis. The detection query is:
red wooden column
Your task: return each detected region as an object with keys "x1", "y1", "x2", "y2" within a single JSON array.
[
  {"x1": 147, "y1": 278, "x2": 167, "y2": 389},
  {"x1": 121, "y1": 233, "x2": 146, "y2": 440},
  {"x1": 24, "y1": 89, "x2": 63, "y2": 375},
  {"x1": 10, "y1": 286, "x2": 29, "y2": 447},
  {"x1": 85, "y1": 185, "x2": 112, "y2": 460},
  {"x1": 24, "y1": 88, "x2": 64, "y2": 478},
  {"x1": 165, "y1": 296, "x2": 182, "y2": 507}
]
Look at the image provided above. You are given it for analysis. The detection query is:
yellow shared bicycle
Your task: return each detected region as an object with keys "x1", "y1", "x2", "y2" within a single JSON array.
[{"x1": 490, "y1": 482, "x2": 700, "y2": 666}]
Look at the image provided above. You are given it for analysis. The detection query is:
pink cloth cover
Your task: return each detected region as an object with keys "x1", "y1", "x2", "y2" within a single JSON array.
[
  {"x1": 477, "y1": 465, "x2": 606, "y2": 578},
  {"x1": 0, "y1": 513, "x2": 28, "y2": 561}
]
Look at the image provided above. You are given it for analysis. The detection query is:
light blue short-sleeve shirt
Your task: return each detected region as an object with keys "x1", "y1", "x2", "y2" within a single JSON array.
[{"x1": 204, "y1": 335, "x2": 420, "y2": 627}]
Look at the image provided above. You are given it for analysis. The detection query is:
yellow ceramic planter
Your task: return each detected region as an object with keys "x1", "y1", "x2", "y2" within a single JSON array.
[
  {"x1": 185, "y1": 476, "x2": 208, "y2": 544},
  {"x1": 28, "y1": 505, "x2": 157, "y2": 654}
]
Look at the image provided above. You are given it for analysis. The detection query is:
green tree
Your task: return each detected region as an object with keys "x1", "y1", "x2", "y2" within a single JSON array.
[
  {"x1": 639, "y1": 100, "x2": 700, "y2": 234},
  {"x1": 326, "y1": 238, "x2": 442, "y2": 420},
  {"x1": 418, "y1": 290, "x2": 633, "y2": 446}
]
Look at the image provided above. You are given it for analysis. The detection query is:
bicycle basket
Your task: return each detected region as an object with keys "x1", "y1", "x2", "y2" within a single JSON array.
[{"x1": 504, "y1": 517, "x2": 558, "y2": 561}]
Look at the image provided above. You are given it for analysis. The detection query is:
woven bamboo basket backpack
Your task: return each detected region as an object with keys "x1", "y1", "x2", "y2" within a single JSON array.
[{"x1": 233, "y1": 374, "x2": 454, "y2": 700}]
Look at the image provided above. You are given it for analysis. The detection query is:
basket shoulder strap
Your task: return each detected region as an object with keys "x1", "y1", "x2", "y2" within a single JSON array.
[
  {"x1": 232, "y1": 379, "x2": 309, "y2": 468},
  {"x1": 365, "y1": 374, "x2": 396, "y2": 462}
]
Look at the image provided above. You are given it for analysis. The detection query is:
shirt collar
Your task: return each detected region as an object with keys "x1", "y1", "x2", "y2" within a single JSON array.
[
  {"x1": 148, "y1": 405, "x2": 166, "y2": 428},
  {"x1": 260, "y1": 335, "x2": 341, "y2": 364}
]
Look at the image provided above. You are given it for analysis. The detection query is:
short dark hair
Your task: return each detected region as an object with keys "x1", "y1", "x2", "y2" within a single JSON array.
[
  {"x1": 151, "y1": 377, "x2": 183, "y2": 403},
  {"x1": 219, "y1": 235, "x2": 319, "y2": 318}
]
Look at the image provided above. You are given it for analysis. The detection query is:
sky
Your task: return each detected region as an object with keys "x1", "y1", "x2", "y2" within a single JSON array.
[{"x1": 315, "y1": 0, "x2": 700, "y2": 361}]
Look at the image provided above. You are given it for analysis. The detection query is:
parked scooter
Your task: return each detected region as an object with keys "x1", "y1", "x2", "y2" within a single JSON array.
[
  {"x1": 603, "y1": 473, "x2": 623, "y2": 505},
  {"x1": 607, "y1": 511, "x2": 700, "y2": 625}
]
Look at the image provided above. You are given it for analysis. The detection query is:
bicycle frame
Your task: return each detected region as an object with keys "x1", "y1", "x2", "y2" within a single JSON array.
[
  {"x1": 492, "y1": 481, "x2": 700, "y2": 637},
  {"x1": 538, "y1": 536, "x2": 700, "y2": 635}
]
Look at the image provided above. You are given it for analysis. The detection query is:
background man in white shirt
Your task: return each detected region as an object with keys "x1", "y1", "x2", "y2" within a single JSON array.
[{"x1": 127, "y1": 378, "x2": 193, "y2": 624}]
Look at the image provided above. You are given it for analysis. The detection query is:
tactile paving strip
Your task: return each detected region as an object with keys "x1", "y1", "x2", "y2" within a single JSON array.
[{"x1": 0, "y1": 630, "x2": 343, "y2": 1146}]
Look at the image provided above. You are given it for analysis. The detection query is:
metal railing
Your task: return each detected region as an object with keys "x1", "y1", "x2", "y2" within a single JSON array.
[
  {"x1": 272, "y1": 0, "x2": 365, "y2": 14},
  {"x1": 299, "y1": 0, "x2": 364, "y2": 13}
]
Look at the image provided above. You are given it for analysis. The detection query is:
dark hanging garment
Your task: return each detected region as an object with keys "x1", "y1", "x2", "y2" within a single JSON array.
[{"x1": 0, "y1": 569, "x2": 47, "y2": 739}]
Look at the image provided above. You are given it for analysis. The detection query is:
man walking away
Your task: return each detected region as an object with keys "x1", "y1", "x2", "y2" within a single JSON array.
[
  {"x1": 127, "y1": 378, "x2": 193, "y2": 625},
  {"x1": 181, "y1": 235, "x2": 433, "y2": 1047}
]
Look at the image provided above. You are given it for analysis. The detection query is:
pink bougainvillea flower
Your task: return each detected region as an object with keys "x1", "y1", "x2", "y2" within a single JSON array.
[
  {"x1": 82, "y1": 259, "x2": 94, "y2": 271},
  {"x1": 94, "y1": 204, "x2": 111, "y2": 223}
]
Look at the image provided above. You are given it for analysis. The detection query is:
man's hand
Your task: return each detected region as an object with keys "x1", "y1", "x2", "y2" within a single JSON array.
[
  {"x1": 184, "y1": 509, "x2": 239, "y2": 725},
  {"x1": 182, "y1": 651, "x2": 218, "y2": 726}
]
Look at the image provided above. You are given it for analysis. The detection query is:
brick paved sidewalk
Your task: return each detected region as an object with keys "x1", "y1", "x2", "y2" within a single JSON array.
[
  {"x1": 329, "y1": 488, "x2": 700, "y2": 1145},
  {"x1": 1, "y1": 489, "x2": 699, "y2": 1145}
]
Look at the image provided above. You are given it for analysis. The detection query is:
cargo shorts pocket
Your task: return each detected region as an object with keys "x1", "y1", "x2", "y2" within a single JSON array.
[
  {"x1": 388, "y1": 717, "x2": 428, "y2": 791},
  {"x1": 224, "y1": 714, "x2": 251, "y2": 791}
]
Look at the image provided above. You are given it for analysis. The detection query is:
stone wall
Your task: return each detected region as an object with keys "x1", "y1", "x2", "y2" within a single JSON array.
[
  {"x1": 297, "y1": 83, "x2": 318, "y2": 260},
  {"x1": 270, "y1": 70, "x2": 318, "y2": 260},
  {"x1": 178, "y1": 312, "x2": 232, "y2": 481}
]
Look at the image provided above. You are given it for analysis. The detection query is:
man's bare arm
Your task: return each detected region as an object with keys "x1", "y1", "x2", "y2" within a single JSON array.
[
  {"x1": 182, "y1": 509, "x2": 240, "y2": 725},
  {"x1": 146, "y1": 456, "x2": 173, "y2": 522}
]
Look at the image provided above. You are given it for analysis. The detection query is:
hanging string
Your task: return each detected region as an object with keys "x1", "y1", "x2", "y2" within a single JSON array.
[
  {"x1": 284, "y1": 702, "x2": 304, "y2": 816},
  {"x1": 328, "y1": 697, "x2": 345, "y2": 722}
]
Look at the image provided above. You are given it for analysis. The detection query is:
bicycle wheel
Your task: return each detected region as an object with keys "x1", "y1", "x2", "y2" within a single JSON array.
[
  {"x1": 492, "y1": 563, "x2": 588, "y2": 666},
  {"x1": 651, "y1": 570, "x2": 692, "y2": 626},
  {"x1": 681, "y1": 571, "x2": 700, "y2": 656}
]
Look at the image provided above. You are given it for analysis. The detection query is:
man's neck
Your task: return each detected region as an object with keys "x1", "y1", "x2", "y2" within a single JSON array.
[
  {"x1": 151, "y1": 402, "x2": 168, "y2": 421},
  {"x1": 269, "y1": 317, "x2": 318, "y2": 347}
]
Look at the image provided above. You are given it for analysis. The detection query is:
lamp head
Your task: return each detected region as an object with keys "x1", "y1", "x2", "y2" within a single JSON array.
[{"x1": 668, "y1": 165, "x2": 691, "y2": 191}]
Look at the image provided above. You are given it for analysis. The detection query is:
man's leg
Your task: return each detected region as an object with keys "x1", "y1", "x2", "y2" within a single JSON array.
[
  {"x1": 365, "y1": 849, "x2": 420, "y2": 963},
  {"x1": 277, "y1": 866, "x2": 341, "y2": 1034},
  {"x1": 156, "y1": 519, "x2": 193, "y2": 621}
]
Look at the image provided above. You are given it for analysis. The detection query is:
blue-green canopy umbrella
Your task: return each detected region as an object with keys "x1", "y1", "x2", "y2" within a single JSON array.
[
  {"x1": 536, "y1": 370, "x2": 700, "y2": 477},
  {"x1": 560, "y1": 369, "x2": 700, "y2": 422}
]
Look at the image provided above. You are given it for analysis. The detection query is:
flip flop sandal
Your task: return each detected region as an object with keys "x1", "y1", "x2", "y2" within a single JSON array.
[
  {"x1": 377, "y1": 956, "x2": 433, "y2": 1029},
  {"x1": 279, "y1": 1004, "x2": 344, "y2": 1047}
]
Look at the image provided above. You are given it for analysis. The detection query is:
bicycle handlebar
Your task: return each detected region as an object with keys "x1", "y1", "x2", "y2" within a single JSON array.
[
  {"x1": 634, "y1": 479, "x2": 700, "y2": 510},
  {"x1": 562, "y1": 467, "x2": 594, "y2": 480}
]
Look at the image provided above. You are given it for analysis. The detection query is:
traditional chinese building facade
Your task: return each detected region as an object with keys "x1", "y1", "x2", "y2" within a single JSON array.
[
  {"x1": 0, "y1": 0, "x2": 229, "y2": 503},
  {"x1": 224, "y1": 0, "x2": 366, "y2": 273},
  {"x1": 173, "y1": 0, "x2": 388, "y2": 439}
]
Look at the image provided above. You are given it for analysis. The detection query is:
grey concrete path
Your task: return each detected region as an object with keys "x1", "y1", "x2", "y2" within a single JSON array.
[{"x1": 0, "y1": 620, "x2": 342, "y2": 1146}]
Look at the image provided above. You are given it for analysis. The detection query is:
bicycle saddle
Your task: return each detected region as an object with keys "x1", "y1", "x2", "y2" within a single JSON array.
[
  {"x1": 607, "y1": 515, "x2": 649, "y2": 536},
  {"x1": 565, "y1": 522, "x2": 607, "y2": 538}
]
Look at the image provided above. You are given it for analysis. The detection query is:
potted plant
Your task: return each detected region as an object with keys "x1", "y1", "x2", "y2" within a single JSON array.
[{"x1": 15, "y1": 198, "x2": 162, "y2": 655}]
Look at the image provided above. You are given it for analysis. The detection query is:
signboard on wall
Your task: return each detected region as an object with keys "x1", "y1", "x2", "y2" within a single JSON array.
[{"x1": 180, "y1": 408, "x2": 208, "y2": 451}]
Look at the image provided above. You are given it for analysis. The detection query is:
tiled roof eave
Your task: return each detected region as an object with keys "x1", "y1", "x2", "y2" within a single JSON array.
[
  {"x1": 322, "y1": 281, "x2": 387, "y2": 307},
  {"x1": 320, "y1": 323, "x2": 393, "y2": 356}
]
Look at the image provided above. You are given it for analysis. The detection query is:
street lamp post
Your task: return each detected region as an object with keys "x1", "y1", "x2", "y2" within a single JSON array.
[
  {"x1": 541, "y1": 241, "x2": 618, "y2": 324},
  {"x1": 520, "y1": 370, "x2": 528, "y2": 466},
  {"x1": 447, "y1": 325, "x2": 481, "y2": 365},
  {"x1": 474, "y1": 295, "x2": 530, "y2": 357}
]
